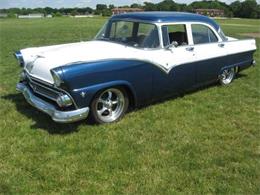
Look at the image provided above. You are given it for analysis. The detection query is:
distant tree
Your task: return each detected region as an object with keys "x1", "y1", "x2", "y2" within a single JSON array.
[
  {"x1": 71, "y1": 10, "x2": 79, "y2": 16},
  {"x1": 257, "y1": 4, "x2": 260, "y2": 18},
  {"x1": 230, "y1": 0, "x2": 258, "y2": 18},
  {"x1": 109, "y1": 4, "x2": 115, "y2": 9},
  {"x1": 44, "y1": 7, "x2": 55, "y2": 15},
  {"x1": 190, "y1": 0, "x2": 232, "y2": 17},
  {"x1": 7, "y1": 13, "x2": 16, "y2": 18},
  {"x1": 8, "y1": 8, "x2": 22, "y2": 15},
  {"x1": 77, "y1": 7, "x2": 93, "y2": 15},
  {"x1": 34, "y1": 7, "x2": 45, "y2": 14},
  {"x1": 157, "y1": 0, "x2": 180, "y2": 11},
  {"x1": 20, "y1": 8, "x2": 27, "y2": 15},
  {"x1": 0, "y1": 8, "x2": 7, "y2": 13},
  {"x1": 102, "y1": 9, "x2": 112, "y2": 16},
  {"x1": 183, "y1": 4, "x2": 193, "y2": 12},
  {"x1": 96, "y1": 4, "x2": 107, "y2": 11},
  {"x1": 230, "y1": 1, "x2": 242, "y2": 17},
  {"x1": 130, "y1": 3, "x2": 142, "y2": 8},
  {"x1": 143, "y1": 2, "x2": 158, "y2": 11},
  {"x1": 178, "y1": 3, "x2": 188, "y2": 11},
  {"x1": 86, "y1": 7, "x2": 93, "y2": 13},
  {"x1": 95, "y1": 4, "x2": 107, "y2": 15},
  {"x1": 54, "y1": 12, "x2": 62, "y2": 17},
  {"x1": 240, "y1": 0, "x2": 258, "y2": 18}
]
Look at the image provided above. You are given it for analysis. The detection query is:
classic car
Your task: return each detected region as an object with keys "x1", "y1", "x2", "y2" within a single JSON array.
[{"x1": 15, "y1": 12, "x2": 257, "y2": 124}]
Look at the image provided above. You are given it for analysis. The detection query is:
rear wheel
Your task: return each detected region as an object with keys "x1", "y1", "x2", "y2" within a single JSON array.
[
  {"x1": 90, "y1": 87, "x2": 129, "y2": 124},
  {"x1": 219, "y1": 67, "x2": 236, "y2": 85}
]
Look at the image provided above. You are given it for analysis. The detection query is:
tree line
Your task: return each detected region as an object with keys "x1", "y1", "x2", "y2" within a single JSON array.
[{"x1": 1, "y1": 0, "x2": 259, "y2": 19}]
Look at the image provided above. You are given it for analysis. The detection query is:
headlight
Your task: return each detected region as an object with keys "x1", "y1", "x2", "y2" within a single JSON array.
[
  {"x1": 14, "y1": 51, "x2": 24, "y2": 67},
  {"x1": 50, "y1": 69, "x2": 64, "y2": 87}
]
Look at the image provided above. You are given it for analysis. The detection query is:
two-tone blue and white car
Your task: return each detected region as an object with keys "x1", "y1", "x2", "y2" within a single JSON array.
[{"x1": 15, "y1": 12, "x2": 257, "y2": 124}]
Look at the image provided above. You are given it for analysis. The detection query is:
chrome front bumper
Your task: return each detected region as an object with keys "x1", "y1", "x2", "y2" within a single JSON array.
[{"x1": 16, "y1": 83, "x2": 89, "y2": 123}]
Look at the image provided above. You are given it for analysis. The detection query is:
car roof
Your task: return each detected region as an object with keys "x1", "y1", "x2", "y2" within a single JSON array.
[{"x1": 111, "y1": 11, "x2": 220, "y2": 31}]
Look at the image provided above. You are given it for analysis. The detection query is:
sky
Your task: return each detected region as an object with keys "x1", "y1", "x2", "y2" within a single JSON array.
[{"x1": 0, "y1": 0, "x2": 259, "y2": 9}]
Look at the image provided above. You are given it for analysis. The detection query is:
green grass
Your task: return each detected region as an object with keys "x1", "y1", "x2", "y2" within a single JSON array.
[{"x1": 0, "y1": 17, "x2": 259, "y2": 194}]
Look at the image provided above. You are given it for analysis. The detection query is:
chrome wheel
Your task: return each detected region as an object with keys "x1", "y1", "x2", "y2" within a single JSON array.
[
  {"x1": 219, "y1": 68, "x2": 235, "y2": 85},
  {"x1": 93, "y1": 88, "x2": 128, "y2": 123}
]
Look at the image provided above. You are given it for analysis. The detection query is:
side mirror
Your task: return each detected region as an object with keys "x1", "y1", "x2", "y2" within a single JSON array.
[{"x1": 165, "y1": 41, "x2": 179, "y2": 50}]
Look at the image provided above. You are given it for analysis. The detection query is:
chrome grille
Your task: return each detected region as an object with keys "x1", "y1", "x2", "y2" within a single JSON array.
[
  {"x1": 26, "y1": 73, "x2": 62, "y2": 102},
  {"x1": 28, "y1": 81, "x2": 60, "y2": 101}
]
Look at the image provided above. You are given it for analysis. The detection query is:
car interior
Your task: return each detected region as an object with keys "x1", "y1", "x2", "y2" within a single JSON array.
[
  {"x1": 168, "y1": 31, "x2": 188, "y2": 46},
  {"x1": 162, "y1": 24, "x2": 188, "y2": 47}
]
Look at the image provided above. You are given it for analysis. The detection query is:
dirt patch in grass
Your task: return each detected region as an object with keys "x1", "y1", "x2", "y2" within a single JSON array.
[{"x1": 239, "y1": 32, "x2": 260, "y2": 38}]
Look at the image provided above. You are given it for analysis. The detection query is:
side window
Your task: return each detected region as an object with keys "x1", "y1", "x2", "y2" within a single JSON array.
[
  {"x1": 138, "y1": 23, "x2": 155, "y2": 36},
  {"x1": 191, "y1": 24, "x2": 218, "y2": 44},
  {"x1": 110, "y1": 21, "x2": 133, "y2": 39},
  {"x1": 162, "y1": 24, "x2": 188, "y2": 47},
  {"x1": 137, "y1": 23, "x2": 159, "y2": 48}
]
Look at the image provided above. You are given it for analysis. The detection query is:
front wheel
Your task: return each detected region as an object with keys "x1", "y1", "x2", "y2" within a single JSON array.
[
  {"x1": 219, "y1": 68, "x2": 236, "y2": 85},
  {"x1": 90, "y1": 87, "x2": 129, "y2": 124}
]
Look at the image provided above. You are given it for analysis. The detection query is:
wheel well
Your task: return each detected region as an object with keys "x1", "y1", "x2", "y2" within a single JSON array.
[
  {"x1": 220, "y1": 66, "x2": 238, "y2": 75},
  {"x1": 118, "y1": 85, "x2": 136, "y2": 109}
]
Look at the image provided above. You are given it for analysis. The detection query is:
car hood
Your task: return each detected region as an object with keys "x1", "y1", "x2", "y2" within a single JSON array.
[{"x1": 20, "y1": 40, "x2": 144, "y2": 84}]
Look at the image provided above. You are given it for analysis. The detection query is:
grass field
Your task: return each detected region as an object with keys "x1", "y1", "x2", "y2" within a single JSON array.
[{"x1": 0, "y1": 17, "x2": 259, "y2": 194}]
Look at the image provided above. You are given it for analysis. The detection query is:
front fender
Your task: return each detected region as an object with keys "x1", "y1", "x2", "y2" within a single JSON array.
[
  {"x1": 60, "y1": 59, "x2": 154, "y2": 108},
  {"x1": 71, "y1": 80, "x2": 137, "y2": 108}
]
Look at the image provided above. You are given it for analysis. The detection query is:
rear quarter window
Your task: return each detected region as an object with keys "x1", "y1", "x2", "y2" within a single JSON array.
[{"x1": 191, "y1": 24, "x2": 218, "y2": 44}]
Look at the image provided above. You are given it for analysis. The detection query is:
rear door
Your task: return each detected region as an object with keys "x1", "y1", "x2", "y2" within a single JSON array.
[{"x1": 189, "y1": 23, "x2": 228, "y2": 84}]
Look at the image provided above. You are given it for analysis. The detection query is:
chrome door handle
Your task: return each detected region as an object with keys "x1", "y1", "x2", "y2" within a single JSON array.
[
  {"x1": 186, "y1": 47, "x2": 194, "y2": 52},
  {"x1": 218, "y1": 43, "x2": 225, "y2": 48}
]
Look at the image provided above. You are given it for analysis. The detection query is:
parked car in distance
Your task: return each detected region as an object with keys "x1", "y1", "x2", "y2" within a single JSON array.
[{"x1": 15, "y1": 12, "x2": 257, "y2": 124}]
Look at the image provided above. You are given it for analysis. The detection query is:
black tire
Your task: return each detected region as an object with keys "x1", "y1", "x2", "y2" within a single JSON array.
[{"x1": 90, "y1": 87, "x2": 129, "y2": 124}]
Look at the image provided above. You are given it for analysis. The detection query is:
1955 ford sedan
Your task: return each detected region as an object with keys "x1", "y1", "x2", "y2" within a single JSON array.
[{"x1": 15, "y1": 12, "x2": 257, "y2": 124}]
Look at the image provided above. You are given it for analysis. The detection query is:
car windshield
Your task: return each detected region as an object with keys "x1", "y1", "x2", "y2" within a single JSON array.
[{"x1": 95, "y1": 20, "x2": 160, "y2": 49}]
